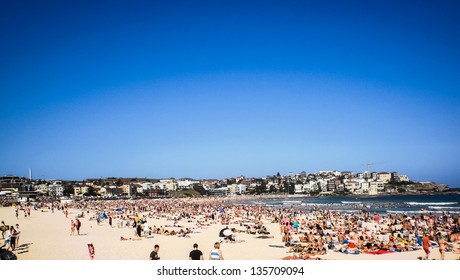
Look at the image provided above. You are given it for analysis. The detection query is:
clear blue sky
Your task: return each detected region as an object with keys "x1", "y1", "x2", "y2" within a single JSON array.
[{"x1": 1, "y1": 1, "x2": 459, "y2": 187}]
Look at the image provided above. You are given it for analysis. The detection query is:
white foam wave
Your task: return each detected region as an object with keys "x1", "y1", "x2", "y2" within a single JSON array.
[
  {"x1": 404, "y1": 202, "x2": 457, "y2": 206},
  {"x1": 282, "y1": 200, "x2": 302, "y2": 204},
  {"x1": 341, "y1": 201, "x2": 362, "y2": 204},
  {"x1": 428, "y1": 206, "x2": 460, "y2": 210},
  {"x1": 302, "y1": 203, "x2": 330, "y2": 206},
  {"x1": 387, "y1": 210, "x2": 460, "y2": 214}
]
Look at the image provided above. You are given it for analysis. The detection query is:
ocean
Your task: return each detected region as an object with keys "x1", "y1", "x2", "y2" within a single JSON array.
[{"x1": 236, "y1": 193, "x2": 460, "y2": 215}]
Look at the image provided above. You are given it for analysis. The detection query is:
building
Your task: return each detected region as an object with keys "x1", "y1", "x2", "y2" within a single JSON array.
[
  {"x1": 369, "y1": 181, "x2": 385, "y2": 195},
  {"x1": 377, "y1": 172, "x2": 391, "y2": 183},
  {"x1": 0, "y1": 175, "x2": 28, "y2": 192},
  {"x1": 399, "y1": 175, "x2": 410, "y2": 182},
  {"x1": 49, "y1": 181, "x2": 64, "y2": 197},
  {"x1": 227, "y1": 184, "x2": 247, "y2": 195}
]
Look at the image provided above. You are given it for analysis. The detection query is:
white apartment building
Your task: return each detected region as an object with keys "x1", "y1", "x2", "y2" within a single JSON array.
[
  {"x1": 369, "y1": 181, "x2": 385, "y2": 195},
  {"x1": 74, "y1": 186, "x2": 89, "y2": 196},
  {"x1": 399, "y1": 175, "x2": 410, "y2": 182},
  {"x1": 378, "y1": 172, "x2": 392, "y2": 183},
  {"x1": 360, "y1": 182, "x2": 370, "y2": 194},
  {"x1": 177, "y1": 179, "x2": 199, "y2": 189},
  {"x1": 227, "y1": 184, "x2": 247, "y2": 195},
  {"x1": 345, "y1": 181, "x2": 360, "y2": 193},
  {"x1": 154, "y1": 180, "x2": 177, "y2": 191}
]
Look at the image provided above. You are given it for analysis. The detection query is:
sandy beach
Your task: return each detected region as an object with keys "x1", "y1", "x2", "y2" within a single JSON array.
[
  {"x1": 1, "y1": 199, "x2": 459, "y2": 261},
  {"x1": 1, "y1": 204, "x2": 288, "y2": 260}
]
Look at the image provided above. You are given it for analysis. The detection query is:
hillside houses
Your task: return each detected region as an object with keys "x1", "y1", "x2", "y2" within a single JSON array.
[{"x1": 2, "y1": 170, "x2": 445, "y2": 200}]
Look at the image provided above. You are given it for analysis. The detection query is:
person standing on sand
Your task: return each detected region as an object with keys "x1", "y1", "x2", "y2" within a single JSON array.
[
  {"x1": 149, "y1": 244, "x2": 160, "y2": 260},
  {"x1": 189, "y1": 243, "x2": 204, "y2": 260},
  {"x1": 70, "y1": 219, "x2": 76, "y2": 236},
  {"x1": 75, "y1": 218, "x2": 81, "y2": 235},
  {"x1": 0, "y1": 221, "x2": 6, "y2": 239},
  {"x1": 422, "y1": 233, "x2": 432, "y2": 260},
  {"x1": 4, "y1": 226, "x2": 16, "y2": 251},
  {"x1": 14, "y1": 224, "x2": 20, "y2": 249},
  {"x1": 438, "y1": 235, "x2": 447, "y2": 260},
  {"x1": 209, "y1": 242, "x2": 224, "y2": 260}
]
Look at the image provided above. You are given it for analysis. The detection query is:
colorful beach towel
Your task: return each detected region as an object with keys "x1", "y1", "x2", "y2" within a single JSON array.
[{"x1": 365, "y1": 250, "x2": 395, "y2": 255}]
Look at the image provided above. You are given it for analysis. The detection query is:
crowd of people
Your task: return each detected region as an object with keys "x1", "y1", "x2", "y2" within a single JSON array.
[
  {"x1": 278, "y1": 208, "x2": 460, "y2": 260},
  {"x1": 2, "y1": 196, "x2": 460, "y2": 260}
]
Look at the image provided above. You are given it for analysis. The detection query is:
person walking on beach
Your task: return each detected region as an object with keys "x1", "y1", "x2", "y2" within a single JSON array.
[
  {"x1": 149, "y1": 244, "x2": 160, "y2": 260},
  {"x1": 209, "y1": 242, "x2": 224, "y2": 260},
  {"x1": 1, "y1": 226, "x2": 12, "y2": 250},
  {"x1": 2, "y1": 226, "x2": 16, "y2": 251},
  {"x1": 87, "y1": 242, "x2": 95, "y2": 260},
  {"x1": 189, "y1": 243, "x2": 204, "y2": 260},
  {"x1": 422, "y1": 233, "x2": 432, "y2": 260}
]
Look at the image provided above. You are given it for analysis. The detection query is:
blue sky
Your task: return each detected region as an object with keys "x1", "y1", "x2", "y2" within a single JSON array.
[{"x1": 1, "y1": 1, "x2": 459, "y2": 187}]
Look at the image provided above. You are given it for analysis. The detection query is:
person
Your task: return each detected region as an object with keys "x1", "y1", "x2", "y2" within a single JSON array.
[
  {"x1": 13, "y1": 224, "x2": 20, "y2": 249},
  {"x1": 143, "y1": 222, "x2": 150, "y2": 237},
  {"x1": 422, "y1": 233, "x2": 431, "y2": 260},
  {"x1": 136, "y1": 223, "x2": 142, "y2": 238},
  {"x1": 209, "y1": 242, "x2": 224, "y2": 260},
  {"x1": 3, "y1": 226, "x2": 16, "y2": 251},
  {"x1": 189, "y1": 243, "x2": 204, "y2": 260},
  {"x1": 70, "y1": 219, "x2": 76, "y2": 236},
  {"x1": 149, "y1": 244, "x2": 160, "y2": 260},
  {"x1": 75, "y1": 218, "x2": 81, "y2": 235},
  {"x1": 438, "y1": 235, "x2": 447, "y2": 260},
  {"x1": 1, "y1": 226, "x2": 12, "y2": 250},
  {"x1": 0, "y1": 221, "x2": 6, "y2": 239},
  {"x1": 87, "y1": 242, "x2": 95, "y2": 260}
]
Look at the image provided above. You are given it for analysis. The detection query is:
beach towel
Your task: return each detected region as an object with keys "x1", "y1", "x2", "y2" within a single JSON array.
[{"x1": 365, "y1": 250, "x2": 394, "y2": 255}]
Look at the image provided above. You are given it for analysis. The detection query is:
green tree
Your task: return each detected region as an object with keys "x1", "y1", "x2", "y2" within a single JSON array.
[
  {"x1": 255, "y1": 182, "x2": 267, "y2": 194},
  {"x1": 63, "y1": 185, "x2": 74, "y2": 197},
  {"x1": 84, "y1": 186, "x2": 99, "y2": 196}
]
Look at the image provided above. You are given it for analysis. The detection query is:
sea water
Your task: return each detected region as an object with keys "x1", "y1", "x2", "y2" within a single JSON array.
[{"x1": 235, "y1": 193, "x2": 460, "y2": 215}]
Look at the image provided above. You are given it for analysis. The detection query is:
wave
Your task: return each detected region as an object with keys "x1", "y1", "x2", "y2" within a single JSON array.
[
  {"x1": 337, "y1": 210, "x2": 362, "y2": 213},
  {"x1": 282, "y1": 200, "x2": 302, "y2": 205},
  {"x1": 302, "y1": 203, "x2": 329, "y2": 206},
  {"x1": 404, "y1": 202, "x2": 457, "y2": 206},
  {"x1": 341, "y1": 201, "x2": 362, "y2": 204},
  {"x1": 428, "y1": 206, "x2": 460, "y2": 210},
  {"x1": 387, "y1": 210, "x2": 460, "y2": 214}
]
